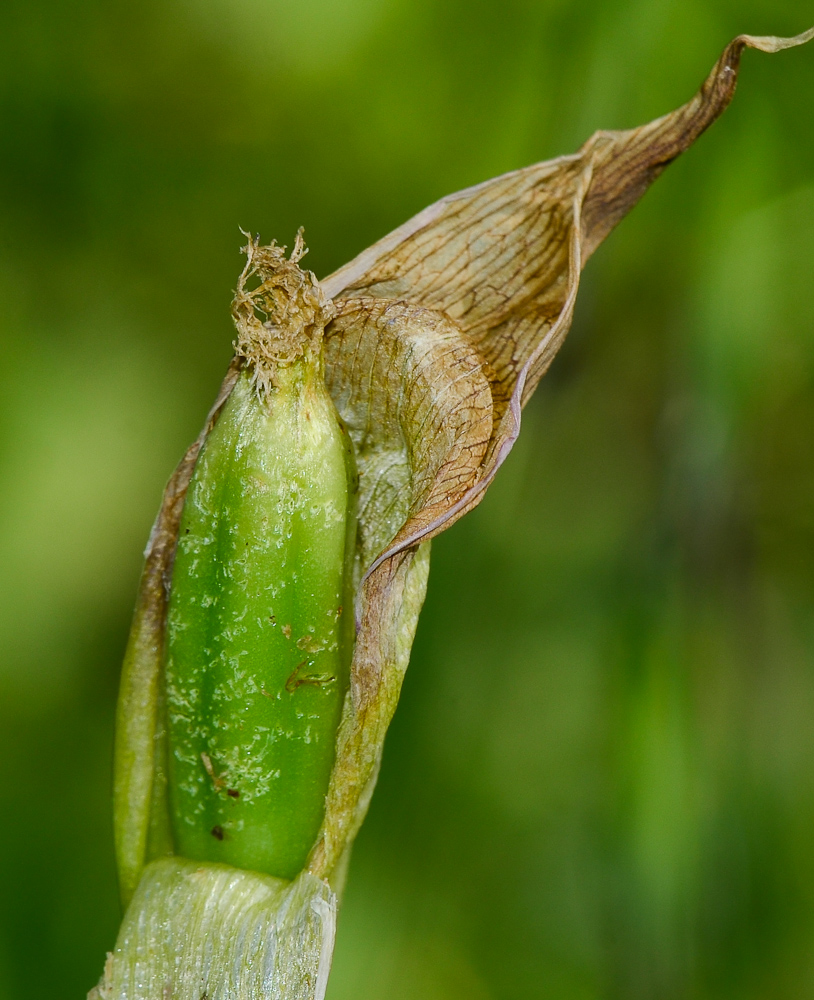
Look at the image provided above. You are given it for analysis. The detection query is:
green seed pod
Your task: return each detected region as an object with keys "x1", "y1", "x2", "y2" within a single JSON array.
[{"x1": 164, "y1": 232, "x2": 357, "y2": 880}]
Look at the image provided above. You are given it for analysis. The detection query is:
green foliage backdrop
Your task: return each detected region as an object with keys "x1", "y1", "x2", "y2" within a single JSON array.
[{"x1": 0, "y1": 1, "x2": 812, "y2": 997}]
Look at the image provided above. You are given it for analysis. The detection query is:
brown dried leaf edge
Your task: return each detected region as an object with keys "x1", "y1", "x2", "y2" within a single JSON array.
[{"x1": 115, "y1": 29, "x2": 813, "y2": 902}]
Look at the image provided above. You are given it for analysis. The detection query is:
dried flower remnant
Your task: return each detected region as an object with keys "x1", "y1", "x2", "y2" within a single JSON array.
[{"x1": 98, "y1": 27, "x2": 813, "y2": 1000}]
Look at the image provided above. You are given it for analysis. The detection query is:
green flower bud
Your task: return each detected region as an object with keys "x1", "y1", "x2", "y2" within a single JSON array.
[{"x1": 164, "y1": 233, "x2": 357, "y2": 879}]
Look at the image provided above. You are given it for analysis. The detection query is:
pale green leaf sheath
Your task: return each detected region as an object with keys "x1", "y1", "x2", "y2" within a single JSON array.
[{"x1": 165, "y1": 235, "x2": 356, "y2": 879}]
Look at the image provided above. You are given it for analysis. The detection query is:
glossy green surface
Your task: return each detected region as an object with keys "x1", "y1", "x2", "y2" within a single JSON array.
[{"x1": 165, "y1": 366, "x2": 355, "y2": 879}]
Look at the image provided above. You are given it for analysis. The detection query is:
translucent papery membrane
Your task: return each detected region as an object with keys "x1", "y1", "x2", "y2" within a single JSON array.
[{"x1": 90, "y1": 859, "x2": 335, "y2": 1000}]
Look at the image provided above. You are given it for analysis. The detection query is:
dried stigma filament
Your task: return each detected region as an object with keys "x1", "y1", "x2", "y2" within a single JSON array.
[{"x1": 164, "y1": 234, "x2": 356, "y2": 879}]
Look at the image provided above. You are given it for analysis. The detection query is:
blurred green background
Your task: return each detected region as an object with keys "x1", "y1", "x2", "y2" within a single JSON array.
[{"x1": 1, "y1": 1, "x2": 813, "y2": 997}]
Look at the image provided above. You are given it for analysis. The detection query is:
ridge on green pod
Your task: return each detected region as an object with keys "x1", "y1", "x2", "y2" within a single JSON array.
[{"x1": 164, "y1": 232, "x2": 358, "y2": 880}]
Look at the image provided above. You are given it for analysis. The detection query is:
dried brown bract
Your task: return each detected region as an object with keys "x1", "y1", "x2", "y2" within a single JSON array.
[{"x1": 104, "y1": 26, "x2": 813, "y2": 1000}]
